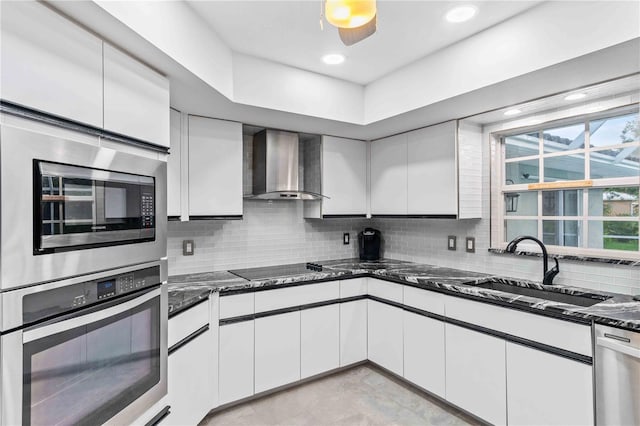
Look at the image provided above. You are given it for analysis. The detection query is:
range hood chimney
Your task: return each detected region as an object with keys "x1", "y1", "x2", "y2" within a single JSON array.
[{"x1": 250, "y1": 129, "x2": 326, "y2": 200}]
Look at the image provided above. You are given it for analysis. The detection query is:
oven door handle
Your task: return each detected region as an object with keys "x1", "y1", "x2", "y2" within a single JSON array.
[{"x1": 23, "y1": 286, "x2": 162, "y2": 343}]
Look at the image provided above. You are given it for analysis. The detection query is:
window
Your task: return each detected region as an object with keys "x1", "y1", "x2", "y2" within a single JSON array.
[{"x1": 499, "y1": 109, "x2": 639, "y2": 257}]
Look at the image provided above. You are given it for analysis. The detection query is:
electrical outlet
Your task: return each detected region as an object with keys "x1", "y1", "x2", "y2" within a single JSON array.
[
  {"x1": 343, "y1": 232, "x2": 350, "y2": 245},
  {"x1": 183, "y1": 240, "x2": 195, "y2": 256},
  {"x1": 447, "y1": 235, "x2": 457, "y2": 251},
  {"x1": 466, "y1": 237, "x2": 475, "y2": 253}
]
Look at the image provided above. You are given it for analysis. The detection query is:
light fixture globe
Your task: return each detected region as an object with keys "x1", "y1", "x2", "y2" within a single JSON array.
[{"x1": 325, "y1": 0, "x2": 376, "y2": 29}]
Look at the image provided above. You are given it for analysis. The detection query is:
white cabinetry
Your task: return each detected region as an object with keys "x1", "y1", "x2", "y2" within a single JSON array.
[
  {"x1": 0, "y1": 1, "x2": 103, "y2": 128},
  {"x1": 103, "y1": 43, "x2": 170, "y2": 147},
  {"x1": 370, "y1": 134, "x2": 408, "y2": 215},
  {"x1": 407, "y1": 122, "x2": 457, "y2": 215},
  {"x1": 167, "y1": 109, "x2": 182, "y2": 217},
  {"x1": 506, "y1": 342, "x2": 594, "y2": 426},
  {"x1": 305, "y1": 136, "x2": 367, "y2": 218},
  {"x1": 219, "y1": 321, "x2": 255, "y2": 405},
  {"x1": 445, "y1": 324, "x2": 507, "y2": 425},
  {"x1": 368, "y1": 300, "x2": 403, "y2": 375},
  {"x1": 301, "y1": 305, "x2": 340, "y2": 378},
  {"x1": 254, "y1": 312, "x2": 301, "y2": 393},
  {"x1": 403, "y1": 311, "x2": 446, "y2": 398},
  {"x1": 166, "y1": 329, "x2": 214, "y2": 425},
  {"x1": 188, "y1": 116, "x2": 243, "y2": 218},
  {"x1": 340, "y1": 300, "x2": 368, "y2": 366}
]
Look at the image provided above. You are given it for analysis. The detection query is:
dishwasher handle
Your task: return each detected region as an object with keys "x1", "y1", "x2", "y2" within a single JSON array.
[{"x1": 597, "y1": 336, "x2": 640, "y2": 359}]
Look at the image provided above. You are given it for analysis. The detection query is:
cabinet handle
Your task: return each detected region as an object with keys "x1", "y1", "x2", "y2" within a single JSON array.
[{"x1": 596, "y1": 337, "x2": 640, "y2": 359}]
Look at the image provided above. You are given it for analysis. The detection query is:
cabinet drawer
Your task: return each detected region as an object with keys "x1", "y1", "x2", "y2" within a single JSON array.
[
  {"x1": 220, "y1": 293, "x2": 254, "y2": 319},
  {"x1": 340, "y1": 278, "x2": 367, "y2": 298},
  {"x1": 403, "y1": 286, "x2": 445, "y2": 316},
  {"x1": 368, "y1": 278, "x2": 403, "y2": 303},
  {"x1": 254, "y1": 281, "x2": 340, "y2": 313},
  {"x1": 168, "y1": 300, "x2": 209, "y2": 348},
  {"x1": 445, "y1": 296, "x2": 592, "y2": 357}
]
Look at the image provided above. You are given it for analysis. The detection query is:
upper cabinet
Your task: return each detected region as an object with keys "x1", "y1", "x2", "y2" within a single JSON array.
[
  {"x1": 167, "y1": 109, "x2": 183, "y2": 218},
  {"x1": 103, "y1": 44, "x2": 170, "y2": 147},
  {"x1": 370, "y1": 120, "x2": 482, "y2": 219},
  {"x1": 188, "y1": 116, "x2": 243, "y2": 218},
  {"x1": 0, "y1": 2, "x2": 170, "y2": 148},
  {"x1": 0, "y1": 1, "x2": 103, "y2": 128},
  {"x1": 305, "y1": 136, "x2": 367, "y2": 218}
]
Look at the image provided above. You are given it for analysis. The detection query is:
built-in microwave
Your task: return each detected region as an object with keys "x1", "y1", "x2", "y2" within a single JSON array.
[{"x1": 34, "y1": 160, "x2": 156, "y2": 254}]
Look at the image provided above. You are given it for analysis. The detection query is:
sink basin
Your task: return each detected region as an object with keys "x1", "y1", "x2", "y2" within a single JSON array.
[{"x1": 473, "y1": 280, "x2": 611, "y2": 307}]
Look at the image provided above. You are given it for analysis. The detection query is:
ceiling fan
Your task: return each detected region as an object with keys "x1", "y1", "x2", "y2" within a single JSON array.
[{"x1": 324, "y1": 0, "x2": 377, "y2": 46}]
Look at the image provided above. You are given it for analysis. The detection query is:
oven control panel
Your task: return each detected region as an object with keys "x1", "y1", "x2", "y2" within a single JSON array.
[{"x1": 23, "y1": 266, "x2": 161, "y2": 324}]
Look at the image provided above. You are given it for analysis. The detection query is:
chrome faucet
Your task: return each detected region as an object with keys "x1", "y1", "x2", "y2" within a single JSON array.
[{"x1": 506, "y1": 235, "x2": 560, "y2": 285}]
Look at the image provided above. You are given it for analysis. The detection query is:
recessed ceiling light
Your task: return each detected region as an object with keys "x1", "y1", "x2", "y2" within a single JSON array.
[
  {"x1": 322, "y1": 54, "x2": 345, "y2": 65},
  {"x1": 564, "y1": 93, "x2": 587, "y2": 101},
  {"x1": 445, "y1": 5, "x2": 477, "y2": 23},
  {"x1": 504, "y1": 109, "x2": 522, "y2": 116}
]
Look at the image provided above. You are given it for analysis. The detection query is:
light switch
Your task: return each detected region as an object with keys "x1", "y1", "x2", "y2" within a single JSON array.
[
  {"x1": 343, "y1": 233, "x2": 350, "y2": 245},
  {"x1": 466, "y1": 237, "x2": 475, "y2": 253},
  {"x1": 183, "y1": 240, "x2": 195, "y2": 256},
  {"x1": 447, "y1": 236, "x2": 457, "y2": 251}
]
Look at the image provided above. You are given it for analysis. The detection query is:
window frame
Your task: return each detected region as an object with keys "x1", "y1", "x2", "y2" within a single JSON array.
[{"x1": 492, "y1": 105, "x2": 640, "y2": 259}]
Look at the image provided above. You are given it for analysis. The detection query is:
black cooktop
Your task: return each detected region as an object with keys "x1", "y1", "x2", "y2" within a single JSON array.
[{"x1": 229, "y1": 262, "x2": 324, "y2": 281}]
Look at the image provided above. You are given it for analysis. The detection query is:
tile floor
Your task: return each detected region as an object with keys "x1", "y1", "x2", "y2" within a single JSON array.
[{"x1": 201, "y1": 365, "x2": 479, "y2": 425}]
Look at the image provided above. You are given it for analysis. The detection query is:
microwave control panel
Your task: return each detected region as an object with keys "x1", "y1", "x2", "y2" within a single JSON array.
[
  {"x1": 23, "y1": 266, "x2": 162, "y2": 324},
  {"x1": 141, "y1": 192, "x2": 154, "y2": 228}
]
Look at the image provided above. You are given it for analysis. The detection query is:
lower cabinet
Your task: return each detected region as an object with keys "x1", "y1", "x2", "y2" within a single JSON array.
[
  {"x1": 255, "y1": 312, "x2": 301, "y2": 393},
  {"x1": 445, "y1": 324, "x2": 507, "y2": 425},
  {"x1": 506, "y1": 342, "x2": 594, "y2": 426},
  {"x1": 166, "y1": 329, "x2": 214, "y2": 425},
  {"x1": 403, "y1": 311, "x2": 446, "y2": 398},
  {"x1": 301, "y1": 305, "x2": 340, "y2": 379},
  {"x1": 219, "y1": 321, "x2": 254, "y2": 405},
  {"x1": 340, "y1": 300, "x2": 368, "y2": 366},
  {"x1": 368, "y1": 300, "x2": 403, "y2": 375}
]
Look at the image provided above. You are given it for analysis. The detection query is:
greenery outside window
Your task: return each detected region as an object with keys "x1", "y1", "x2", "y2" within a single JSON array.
[{"x1": 499, "y1": 108, "x2": 639, "y2": 257}]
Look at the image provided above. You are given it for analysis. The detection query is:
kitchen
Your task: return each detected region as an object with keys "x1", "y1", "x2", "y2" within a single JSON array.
[{"x1": 0, "y1": 0, "x2": 639, "y2": 425}]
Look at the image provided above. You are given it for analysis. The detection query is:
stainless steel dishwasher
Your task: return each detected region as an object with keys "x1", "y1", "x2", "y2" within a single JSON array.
[{"x1": 595, "y1": 324, "x2": 640, "y2": 425}]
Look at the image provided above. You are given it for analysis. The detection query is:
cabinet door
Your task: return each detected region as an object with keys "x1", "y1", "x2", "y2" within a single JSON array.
[
  {"x1": 219, "y1": 321, "x2": 254, "y2": 405},
  {"x1": 0, "y1": 1, "x2": 103, "y2": 127},
  {"x1": 188, "y1": 116, "x2": 243, "y2": 217},
  {"x1": 367, "y1": 300, "x2": 403, "y2": 375},
  {"x1": 506, "y1": 342, "x2": 594, "y2": 426},
  {"x1": 370, "y1": 134, "x2": 408, "y2": 215},
  {"x1": 321, "y1": 136, "x2": 367, "y2": 215},
  {"x1": 254, "y1": 312, "x2": 301, "y2": 394},
  {"x1": 403, "y1": 311, "x2": 445, "y2": 398},
  {"x1": 167, "y1": 329, "x2": 214, "y2": 425},
  {"x1": 445, "y1": 324, "x2": 506, "y2": 425},
  {"x1": 167, "y1": 109, "x2": 182, "y2": 217},
  {"x1": 340, "y1": 300, "x2": 367, "y2": 366},
  {"x1": 301, "y1": 305, "x2": 340, "y2": 379},
  {"x1": 103, "y1": 43, "x2": 170, "y2": 147},
  {"x1": 407, "y1": 121, "x2": 457, "y2": 215}
]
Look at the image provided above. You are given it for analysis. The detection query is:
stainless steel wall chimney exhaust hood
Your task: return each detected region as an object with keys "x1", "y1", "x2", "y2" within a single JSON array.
[{"x1": 250, "y1": 129, "x2": 326, "y2": 200}]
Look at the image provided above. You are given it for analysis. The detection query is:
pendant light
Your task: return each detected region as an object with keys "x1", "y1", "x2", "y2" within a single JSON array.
[{"x1": 325, "y1": 0, "x2": 376, "y2": 29}]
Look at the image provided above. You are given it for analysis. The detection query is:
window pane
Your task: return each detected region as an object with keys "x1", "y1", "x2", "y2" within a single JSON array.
[
  {"x1": 505, "y1": 191, "x2": 537, "y2": 216},
  {"x1": 542, "y1": 190, "x2": 583, "y2": 216},
  {"x1": 588, "y1": 220, "x2": 639, "y2": 251},
  {"x1": 506, "y1": 159, "x2": 539, "y2": 185},
  {"x1": 543, "y1": 124, "x2": 585, "y2": 153},
  {"x1": 544, "y1": 154, "x2": 585, "y2": 182},
  {"x1": 590, "y1": 146, "x2": 640, "y2": 179},
  {"x1": 505, "y1": 219, "x2": 538, "y2": 242},
  {"x1": 588, "y1": 187, "x2": 639, "y2": 217},
  {"x1": 543, "y1": 220, "x2": 580, "y2": 247},
  {"x1": 505, "y1": 133, "x2": 539, "y2": 159},
  {"x1": 589, "y1": 112, "x2": 639, "y2": 147}
]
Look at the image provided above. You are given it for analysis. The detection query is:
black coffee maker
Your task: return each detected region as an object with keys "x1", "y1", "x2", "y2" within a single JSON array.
[{"x1": 358, "y1": 228, "x2": 381, "y2": 261}]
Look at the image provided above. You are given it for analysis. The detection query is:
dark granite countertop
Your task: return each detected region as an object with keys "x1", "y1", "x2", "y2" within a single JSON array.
[{"x1": 168, "y1": 258, "x2": 640, "y2": 332}]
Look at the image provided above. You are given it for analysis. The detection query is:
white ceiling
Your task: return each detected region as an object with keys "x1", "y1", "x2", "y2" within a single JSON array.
[{"x1": 187, "y1": 0, "x2": 542, "y2": 85}]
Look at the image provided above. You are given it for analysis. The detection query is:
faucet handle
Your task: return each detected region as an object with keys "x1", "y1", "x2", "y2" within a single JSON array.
[{"x1": 543, "y1": 257, "x2": 560, "y2": 285}]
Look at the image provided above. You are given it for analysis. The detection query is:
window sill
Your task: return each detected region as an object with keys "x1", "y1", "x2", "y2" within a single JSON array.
[{"x1": 488, "y1": 248, "x2": 640, "y2": 267}]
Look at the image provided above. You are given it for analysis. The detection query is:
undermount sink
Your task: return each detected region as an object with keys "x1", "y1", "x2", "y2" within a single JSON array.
[{"x1": 473, "y1": 280, "x2": 612, "y2": 307}]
